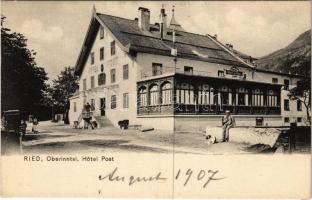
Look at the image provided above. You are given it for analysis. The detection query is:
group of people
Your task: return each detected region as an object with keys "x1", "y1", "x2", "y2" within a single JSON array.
[
  {"x1": 205, "y1": 110, "x2": 235, "y2": 145},
  {"x1": 19, "y1": 117, "x2": 39, "y2": 136},
  {"x1": 82, "y1": 102, "x2": 97, "y2": 129}
]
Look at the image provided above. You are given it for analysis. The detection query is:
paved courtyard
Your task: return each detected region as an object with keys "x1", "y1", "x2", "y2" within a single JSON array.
[{"x1": 21, "y1": 121, "x2": 258, "y2": 155}]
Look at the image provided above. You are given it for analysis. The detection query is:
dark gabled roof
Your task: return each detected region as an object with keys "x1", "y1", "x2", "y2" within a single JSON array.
[
  {"x1": 97, "y1": 13, "x2": 247, "y2": 64},
  {"x1": 75, "y1": 12, "x2": 252, "y2": 76}
]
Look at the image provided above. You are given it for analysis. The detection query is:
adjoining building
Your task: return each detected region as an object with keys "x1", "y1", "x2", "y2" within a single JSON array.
[{"x1": 69, "y1": 6, "x2": 309, "y2": 131}]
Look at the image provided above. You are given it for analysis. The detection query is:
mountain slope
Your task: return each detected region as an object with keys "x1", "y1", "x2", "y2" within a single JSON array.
[{"x1": 255, "y1": 30, "x2": 311, "y2": 76}]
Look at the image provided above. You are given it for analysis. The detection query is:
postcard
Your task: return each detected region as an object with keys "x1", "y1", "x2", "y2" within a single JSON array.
[{"x1": 1, "y1": 1, "x2": 311, "y2": 198}]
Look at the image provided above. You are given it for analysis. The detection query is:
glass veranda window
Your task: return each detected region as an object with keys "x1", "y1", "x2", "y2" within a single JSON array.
[
  {"x1": 149, "y1": 84, "x2": 159, "y2": 106},
  {"x1": 161, "y1": 82, "x2": 172, "y2": 105},
  {"x1": 138, "y1": 87, "x2": 147, "y2": 106}
]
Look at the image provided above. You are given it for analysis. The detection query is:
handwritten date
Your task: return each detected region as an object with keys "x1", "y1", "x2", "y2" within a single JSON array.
[
  {"x1": 175, "y1": 168, "x2": 225, "y2": 188},
  {"x1": 98, "y1": 167, "x2": 225, "y2": 188}
]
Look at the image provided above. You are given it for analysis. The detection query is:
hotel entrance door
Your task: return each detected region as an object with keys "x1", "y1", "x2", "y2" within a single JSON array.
[{"x1": 100, "y1": 98, "x2": 105, "y2": 116}]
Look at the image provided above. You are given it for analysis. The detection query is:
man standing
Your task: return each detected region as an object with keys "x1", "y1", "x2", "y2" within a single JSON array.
[{"x1": 222, "y1": 110, "x2": 235, "y2": 142}]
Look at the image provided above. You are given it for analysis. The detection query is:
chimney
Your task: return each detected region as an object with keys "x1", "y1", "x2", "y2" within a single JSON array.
[
  {"x1": 138, "y1": 7, "x2": 150, "y2": 31},
  {"x1": 226, "y1": 43, "x2": 233, "y2": 51},
  {"x1": 213, "y1": 34, "x2": 218, "y2": 40},
  {"x1": 160, "y1": 6, "x2": 167, "y2": 39}
]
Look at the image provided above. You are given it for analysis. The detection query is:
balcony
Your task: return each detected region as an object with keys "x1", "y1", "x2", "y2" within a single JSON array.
[{"x1": 138, "y1": 104, "x2": 281, "y2": 116}]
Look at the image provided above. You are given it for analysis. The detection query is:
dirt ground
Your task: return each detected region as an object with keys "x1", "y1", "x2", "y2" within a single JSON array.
[{"x1": 20, "y1": 121, "x2": 257, "y2": 155}]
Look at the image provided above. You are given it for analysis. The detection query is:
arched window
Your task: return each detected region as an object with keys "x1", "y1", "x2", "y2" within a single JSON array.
[
  {"x1": 236, "y1": 87, "x2": 248, "y2": 106},
  {"x1": 219, "y1": 86, "x2": 232, "y2": 105},
  {"x1": 138, "y1": 86, "x2": 147, "y2": 106},
  {"x1": 149, "y1": 84, "x2": 159, "y2": 106},
  {"x1": 161, "y1": 82, "x2": 172, "y2": 105},
  {"x1": 252, "y1": 89, "x2": 264, "y2": 106},
  {"x1": 198, "y1": 84, "x2": 212, "y2": 105},
  {"x1": 176, "y1": 83, "x2": 195, "y2": 104},
  {"x1": 267, "y1": 89, "x2": 278, "y2": 107}
]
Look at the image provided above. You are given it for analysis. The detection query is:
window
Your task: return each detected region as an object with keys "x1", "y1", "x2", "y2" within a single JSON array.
[
  {"x1": 152, "y1": 63, "x2": 163, "y2": 76},
  {"x1": 219, "y1": 86, "x2": 231, "y2": 105},
  {"x1": 176, "y1": 83, "x2": 195, "y2": 104},
  {"x1": 138, "y1": 87, "x2": 147, "y2": 106},
  {"x1": 149, "y1": 84, "x2": 159, "y2": 106},
  {"x1": 284, "y1": 99, "x2": 290, "y2": 111},
  {"x1": 111, "y1": 95, "x2": 117, "y2": 109},
  {"x1": 123, "y1": 64, "x2": 129, "y2": 80},
  {"x1": 184, "y1": 66, "x2": 193, "y2": 75},
  {"x1": 272, "y1": 78, "x2": 278, "y2": 84},
  {"x1": 90, "y1": 76, "x2": 95, "y2": 88},
  {"x1": 100, "y1": 47, "x2": 104, "y2": 60},
  {"x1": 237, "y1": 87, "x2": 248, "y2": 106},
  {"x1": 90, "y1": 52, "x2": 95, "y2": 65},
  {"x1": 161, "y1": 82, "x2": 172, "y2": 104},
  {"x1": 218, "y1": 70, "x2": 224, "y2": 77},
  {"x1": 100, "y1": 64, "x2": 104, "y2": 72},
  {"x1": 98, "y1": 73, "x2": 106, "y2": 85},
  {"x1": 111, "y1": 69, "x2": 116, "y2": 83},
  {"x1": 252, "y1": 89, "x2": 264, "y2": 106},
  {"x1": 83, "y1": 79, "x2": 87, "y2": 90},
  {"x1": 256, "y1": 117, "x2": 264, "y2": 126},
  {"x1": 284, "y1": 117, "x2": 289, "y2": 123},
  {"x1": 284, "y1": 79, "x2": 289, "y2": 90},
  {"x1": 267, "y1": 89, "x2": 278, "y2": 107},
  {"x1": 297, "y1": 117, "x2": 302, "y2": 123},
  {"x1": 90, "y1": 99, "x2": 95, "y2": 111},
  {"x1": 111, "y1": 41, "x2": 115, "y2": 55},
  {"x1": 297, "y1": 100, "x2": 302, "y2": 111},
  {"x1": 198, "y1": 84, "x2": 213, "y2": 105},
  {"x1": 123, "y1": 93, "x2": 129, "y2": 108},
  {"x1": 100, "y1": 26, "x2": 104, "y2": 39},
  {"x1": 73, "y1": 102, "x2": 77, "y2": 112}
]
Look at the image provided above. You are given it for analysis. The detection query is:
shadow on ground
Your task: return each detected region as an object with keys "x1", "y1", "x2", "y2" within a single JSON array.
[{"x1": 22, "y1": 139, "x2": 170, "y2": 154}]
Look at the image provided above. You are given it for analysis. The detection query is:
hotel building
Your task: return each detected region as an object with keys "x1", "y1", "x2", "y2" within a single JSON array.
[{"x1": 69, "y1": 6, "x2": 309, "y2": 131}]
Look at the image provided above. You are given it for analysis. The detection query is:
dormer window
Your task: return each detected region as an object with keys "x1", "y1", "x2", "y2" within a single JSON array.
[
  {"x1": 184, "y1": 66, "x2": 193, "y2": 75},
  {"x1": 218, "y1": 70, "x2": 224, "y2": 77},
  {"x1": 100, "y1": 26, "x2": 104, "y2": 39}
]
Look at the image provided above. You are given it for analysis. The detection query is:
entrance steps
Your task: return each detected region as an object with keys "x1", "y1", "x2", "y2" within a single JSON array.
[{"x1": 93, "y1": 116, "x2": 114, "y2": 128}]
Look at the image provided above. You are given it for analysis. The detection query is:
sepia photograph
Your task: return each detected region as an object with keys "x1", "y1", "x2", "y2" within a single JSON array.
[{"x1": 1, "y1": 1, "x2": 311, "y2": 198}]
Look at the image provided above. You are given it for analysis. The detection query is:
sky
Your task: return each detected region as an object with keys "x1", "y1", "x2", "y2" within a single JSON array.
[{"x1": 2, "y1": 1, "x2": 311, "y2": 81}]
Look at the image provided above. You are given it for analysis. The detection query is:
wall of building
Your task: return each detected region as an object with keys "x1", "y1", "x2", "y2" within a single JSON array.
[
  {"x1": 174, "y1": 115, "x2": 283, "y2": 132},
  {"x1": 69, "y1": 22, "x2": 139, "y2": 127}
]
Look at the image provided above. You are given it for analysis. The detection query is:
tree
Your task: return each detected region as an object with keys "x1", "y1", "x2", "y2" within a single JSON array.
[
  {"x1": 288, "y1": 78, "x2": 311, "y2": 125},
  {"x1": 1, "y1": 16, "x2": 49, "y2": 115},
  {"x1": 50, "y1": 67, "x2": 79, "y2": 124}
]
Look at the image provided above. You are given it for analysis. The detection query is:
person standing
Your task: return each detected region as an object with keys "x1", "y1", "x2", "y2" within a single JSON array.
[
  {"x1": 32, "y1": 117, "x2": 39, "y2": 134},
  {"x1": 222, "y1": 110, "x2": 235, "y2": 142}
]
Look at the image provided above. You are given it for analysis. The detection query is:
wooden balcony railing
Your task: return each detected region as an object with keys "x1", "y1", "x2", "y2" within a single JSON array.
[{"x1": 137, "y1": 104, "x2": 281, "y2": 115}]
